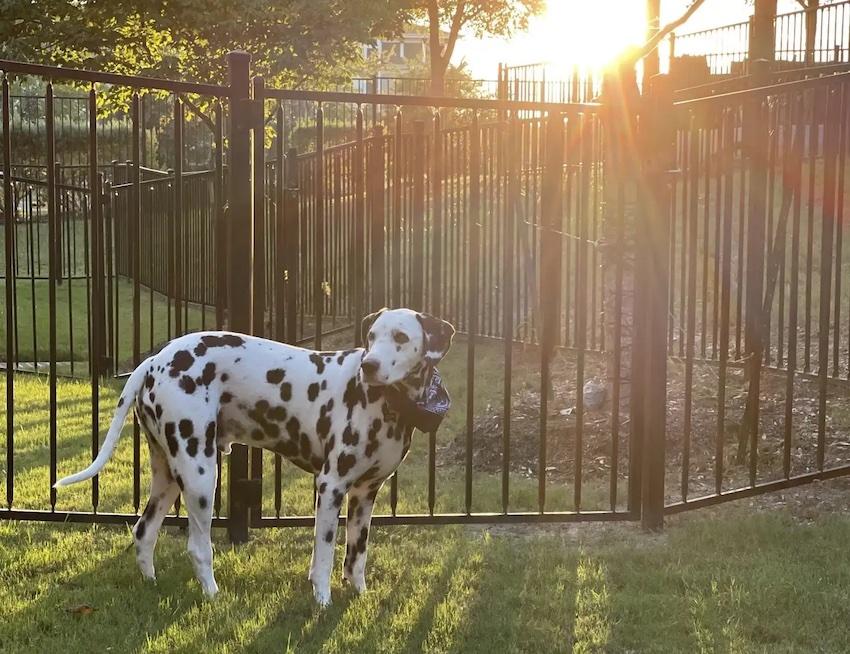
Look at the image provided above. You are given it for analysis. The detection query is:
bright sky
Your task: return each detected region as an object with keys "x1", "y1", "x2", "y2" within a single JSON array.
[{"x1": 453, "y1": 0, "x2": 804, "y2": 79}]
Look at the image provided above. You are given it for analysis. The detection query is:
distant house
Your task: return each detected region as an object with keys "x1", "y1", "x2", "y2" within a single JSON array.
[
  {"x1": 356, "y1": 27, "x2": 451, "y2": 92},
  {"x1": 362, "y1": 30, "x2": 431, "y2": 74}
]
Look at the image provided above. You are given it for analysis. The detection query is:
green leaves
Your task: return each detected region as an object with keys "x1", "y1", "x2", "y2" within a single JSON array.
[{"x1": 0, "y1": 0, "x2": 406, "y2": 88}]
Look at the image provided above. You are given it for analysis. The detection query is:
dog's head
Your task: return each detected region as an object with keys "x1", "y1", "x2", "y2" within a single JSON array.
[{"x1": 359, "y1": 308, "x2": 455, "y2": 387}]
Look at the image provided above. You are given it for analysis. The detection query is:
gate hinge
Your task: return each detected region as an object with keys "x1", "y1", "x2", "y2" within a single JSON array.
[
  {"x1": 232, "y1": 478, "x2": 263, "y2": 509},
  {"x1": 234, "y1": 99, "x2": 264, "y2": 131}
]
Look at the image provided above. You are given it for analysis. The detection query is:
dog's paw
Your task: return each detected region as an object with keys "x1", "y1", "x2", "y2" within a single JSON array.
[
  {"x1": 201, "y1": 580, "x2": 220, "y2": 598},
  {"x1": 343, "y1": 571, "x2": 367, "y2": 594},
  {"x1": 312, "y1": 583, "x2": 332, "y2": 608}
]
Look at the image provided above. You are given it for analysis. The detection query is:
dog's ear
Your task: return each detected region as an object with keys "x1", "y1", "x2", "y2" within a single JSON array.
[
  {"x1": 360, "y1": 308, "x2": 387, "y2": 347},
  {"x1": 416, "y1": 313, "x2": 455, "y2": 365}
]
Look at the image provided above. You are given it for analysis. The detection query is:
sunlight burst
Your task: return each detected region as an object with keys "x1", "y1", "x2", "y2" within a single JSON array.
[{"x1": 534, "y1": 1, "x2": 647, "y2": 74}]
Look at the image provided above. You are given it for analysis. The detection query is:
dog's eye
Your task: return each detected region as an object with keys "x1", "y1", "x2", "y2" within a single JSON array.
[{"x1": 394, "y1": 332, "x2": 409, "y2": 344}]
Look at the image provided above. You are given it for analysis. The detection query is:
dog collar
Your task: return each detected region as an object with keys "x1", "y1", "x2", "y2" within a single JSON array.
[{"x1": 385, "y1": 368, "x2": 451, "y2": 433}]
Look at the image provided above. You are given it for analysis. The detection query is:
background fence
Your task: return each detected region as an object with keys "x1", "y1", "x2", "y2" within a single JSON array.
[{"x1": 4, "y1": 52, "x2": 850, "y2": 538}]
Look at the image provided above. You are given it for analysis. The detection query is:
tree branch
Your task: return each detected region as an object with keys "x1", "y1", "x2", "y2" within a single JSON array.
[
  {"x1": 441, "y1": 0, "x2": 467, "y2": 66},
  {"x1": 626, "y1": 0, "x2": 708, "y2": 66}
]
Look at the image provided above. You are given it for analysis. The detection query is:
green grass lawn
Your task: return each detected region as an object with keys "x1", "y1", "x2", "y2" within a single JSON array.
[
  {"x1": 4, "y1": 367, "x2": 850, "y2": 651},
  {"x1": 3, "y1": 502, "x2": 850, "y2": 652},
  {"x1": 0, "y1": 277, "x2": 208, "y2": 367}
]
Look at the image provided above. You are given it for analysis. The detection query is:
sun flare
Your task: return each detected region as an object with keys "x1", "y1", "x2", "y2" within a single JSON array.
[{"x1": 537, "y1": 1, "x2": 647, "y2": 74}]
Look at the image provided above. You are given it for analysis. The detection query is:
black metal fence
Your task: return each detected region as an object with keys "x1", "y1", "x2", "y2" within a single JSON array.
[
  {"x1": 672, "y1": 0, "x2": 850, "y2": 76},
  {"x1": 665, "y1": 68, "x2": 850, "y2": 511},
  {"x1": 4, "y1": 53, "x2": 850, "y2": 540}
]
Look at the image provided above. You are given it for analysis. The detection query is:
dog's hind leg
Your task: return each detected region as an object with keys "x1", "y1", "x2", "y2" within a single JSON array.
[
  {"x1": 309, "y1": 474, "x2": 347, "y2": 606},
  {"x1": 343, "y1": 480, "x2": 382, "y2": 593},
  {"x1": 134, "y1": 433, "x2": 180, "y2": 581},
  {"x1": 178, "y1": 418, "x2": 220, "y2": 597}
]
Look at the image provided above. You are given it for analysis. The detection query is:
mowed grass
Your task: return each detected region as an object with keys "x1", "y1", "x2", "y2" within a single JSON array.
[
  {"x1": 4, "y1": 371, "x2": 850, "y2": 651},
  {"x1": 3, "y1": 500, "x2": 850, "y2": 652},
  {"x1": 0, "y1": 277, "x2": 208, "y2": 365}
]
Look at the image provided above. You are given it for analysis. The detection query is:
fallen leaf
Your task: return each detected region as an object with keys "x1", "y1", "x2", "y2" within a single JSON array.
[{"x1": 66, "y1": 604, "x2": 96, "y2": 616}]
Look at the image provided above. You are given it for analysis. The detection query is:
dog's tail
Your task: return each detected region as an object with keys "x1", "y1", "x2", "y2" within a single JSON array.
[{"x1": 54, "y1": 357, "x2": 153, "y2": 488}]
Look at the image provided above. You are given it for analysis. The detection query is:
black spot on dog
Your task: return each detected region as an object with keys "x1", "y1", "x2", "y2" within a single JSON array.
[
  {"x1": 343, "y1": 377, "x2": 367, "y2": 418},
  {"x1": 204, "y1": 422, "x2": 216, "y2": 457},
  {"x1": 145, "y1": 374, "x2": 155, "y2": 390},
  {"x1": 165, "y1": 422, "x2": 178, "y2": 456},
  {"x1": 273, "y1": 439, "x2": 298, "y2": 458},
  {"x1": 155, "y1": 404, "x2": 163, "y2": 419},
  {"x1": 337, "y1": 452, "x2": 357, "y2": 476},
  {"x1": 117, "y1": 396, "x2": 125, "y2": 408},
  {"x1": 323, "y1": 460, "x2": 331, "y2": 474},
  {"x1": 332, "y1": 488, "x2": 344, "y2": 508},
  {"x1": 252, "y1": 429, "x2": 265, "y2": 442},
  {"x1": 179, "y1": 419, "x2": 193, "y2": 439},
  {"x1": 285, "y1": 416, "x2": 301, "y2": 441},
  {"x1": 201, "y1": 334, "x2": 245, "y2": 349},
  {"x1": 169, "y1": 350, "x2": 194, "y2": 378},
  {"x1": 199, "y1": 362, "x2": 216, "y2": 386},
  {"x1": 199, "y1": 496, "x2": 208, "y2": 509},
  {"x1": 299, "y1": 432, "x2": 312, "y2": 460},
  {"x1": 309, "y1": 353, "x2": 326, "y2": 374},
  {"x1": 149, "y1": 392, "x2": 156, "y2": 403},
  {"x1": 221, "y1": 392, "x2": 233, "y2": 403},
  {"x1": 342, "y1": 425, "x2": 359, "y2": 446},
  {"x1": 307, "y1": 383, "x2": 320, "y2": 402},
  {"x1": 310, "y1": 455, "x2": 323, "y2": 471},
  {"x1": 194, "y1": 342, "x2": 208, "y2": 357},
  {"x1": 267, "y1": 369, "x2": 285, "y2": 384},
  {"x1": 319, "y1": 482, "x2": 328, "y2": 494},
  {"x1": 367, "y1": 385, "x2": 384, "y2": 403},
  {"x1": 135, "y1": 519, "x2": 146, "y2": 540},
  {"x1": 179, "y1": 375, "x2": 196, "y2": 394},
  {"x1": 336, "y1": 350, "x2": 356, "y2": 365},
  {"x1": 198, "y1": 466, "x2": 205, "y2": 475},
  {"x1": 221, "y1": 373, "x2": 229, "y2": 382},
  {"x1": 321, "y1": 380, "x2": 328, "y2": 390},
  {"x1": 324, "y1": 435, "x2": 336, "y2": 458},
  {"x1": 186, "y1": 437, "x2": 199, "y2": 457},
  {"x1": 325, "y1": 529, "x2": 334, "y2": 543},
  {"x1": 175, "y1": 475, "x2": 184, "y2": 490},
  {"x1": 268, "y1": 405, "x2": 287, "y2": 422},
  {"x1": 280, "y1": 383, "x2": 292, "y2": 402},
  {"x1": 143, "y1": 404, "x2": 157, "y2": 424},
  {"x1": 357, "y1": 526, "x2": 368, "y2": 553}
]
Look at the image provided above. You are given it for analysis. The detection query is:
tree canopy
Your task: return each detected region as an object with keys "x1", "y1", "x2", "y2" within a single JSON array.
[{"x1": 0, "y1": 0, "x2": 408, "y2": 87}]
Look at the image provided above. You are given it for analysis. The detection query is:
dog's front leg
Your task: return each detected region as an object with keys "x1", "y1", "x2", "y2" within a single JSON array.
[
  {"x1": 309, "y1": 475, "x2": 345, "y2": 607},
  {"x1": 343, "y1": 481, "x2": 381, "y2": 593}
]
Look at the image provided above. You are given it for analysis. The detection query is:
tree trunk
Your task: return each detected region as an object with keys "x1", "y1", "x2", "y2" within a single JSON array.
[
  {"x1": 429, "y1": 57, "x2": 446, "y2": 96},
  {"x1": 804, "y1": 2, "x2": 819, "y2": 65}
]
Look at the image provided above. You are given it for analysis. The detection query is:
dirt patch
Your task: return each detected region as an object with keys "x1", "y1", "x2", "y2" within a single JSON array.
[{"x1": 441, "y1": 345, "x2": 850, "y2": 502}]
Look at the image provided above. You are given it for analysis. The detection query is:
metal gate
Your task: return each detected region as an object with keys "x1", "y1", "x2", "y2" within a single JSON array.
[{"x1": 4, "y1": 52, "x2": 846, "y2": 540}]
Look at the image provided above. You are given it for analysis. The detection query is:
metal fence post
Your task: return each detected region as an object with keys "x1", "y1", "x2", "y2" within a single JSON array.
[
  {"x1": 739, "y1": 59, "x2": 771, "y2": 473},
  {"x1": 284, "y1": 147, "x2": 299, "y2": 345},
  {"x1": 368, "y1": 125, "x2": 386, "y2": 309},
  {"x1": 637, "y1": 74, "x2": 675, "y2": 531},
  {"x1": 226, "y1": 50, "x2": 255, "y2": 544}
]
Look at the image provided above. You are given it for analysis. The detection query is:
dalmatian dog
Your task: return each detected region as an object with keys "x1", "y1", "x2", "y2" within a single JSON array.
[{"x1": 55, "y1": 307, "x2": 454, "y2": 606}]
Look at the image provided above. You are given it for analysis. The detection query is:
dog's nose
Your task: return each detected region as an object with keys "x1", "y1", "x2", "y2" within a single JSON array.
[{"x1": 361, "y1": 359, "x2": 380, "y2": 377}]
